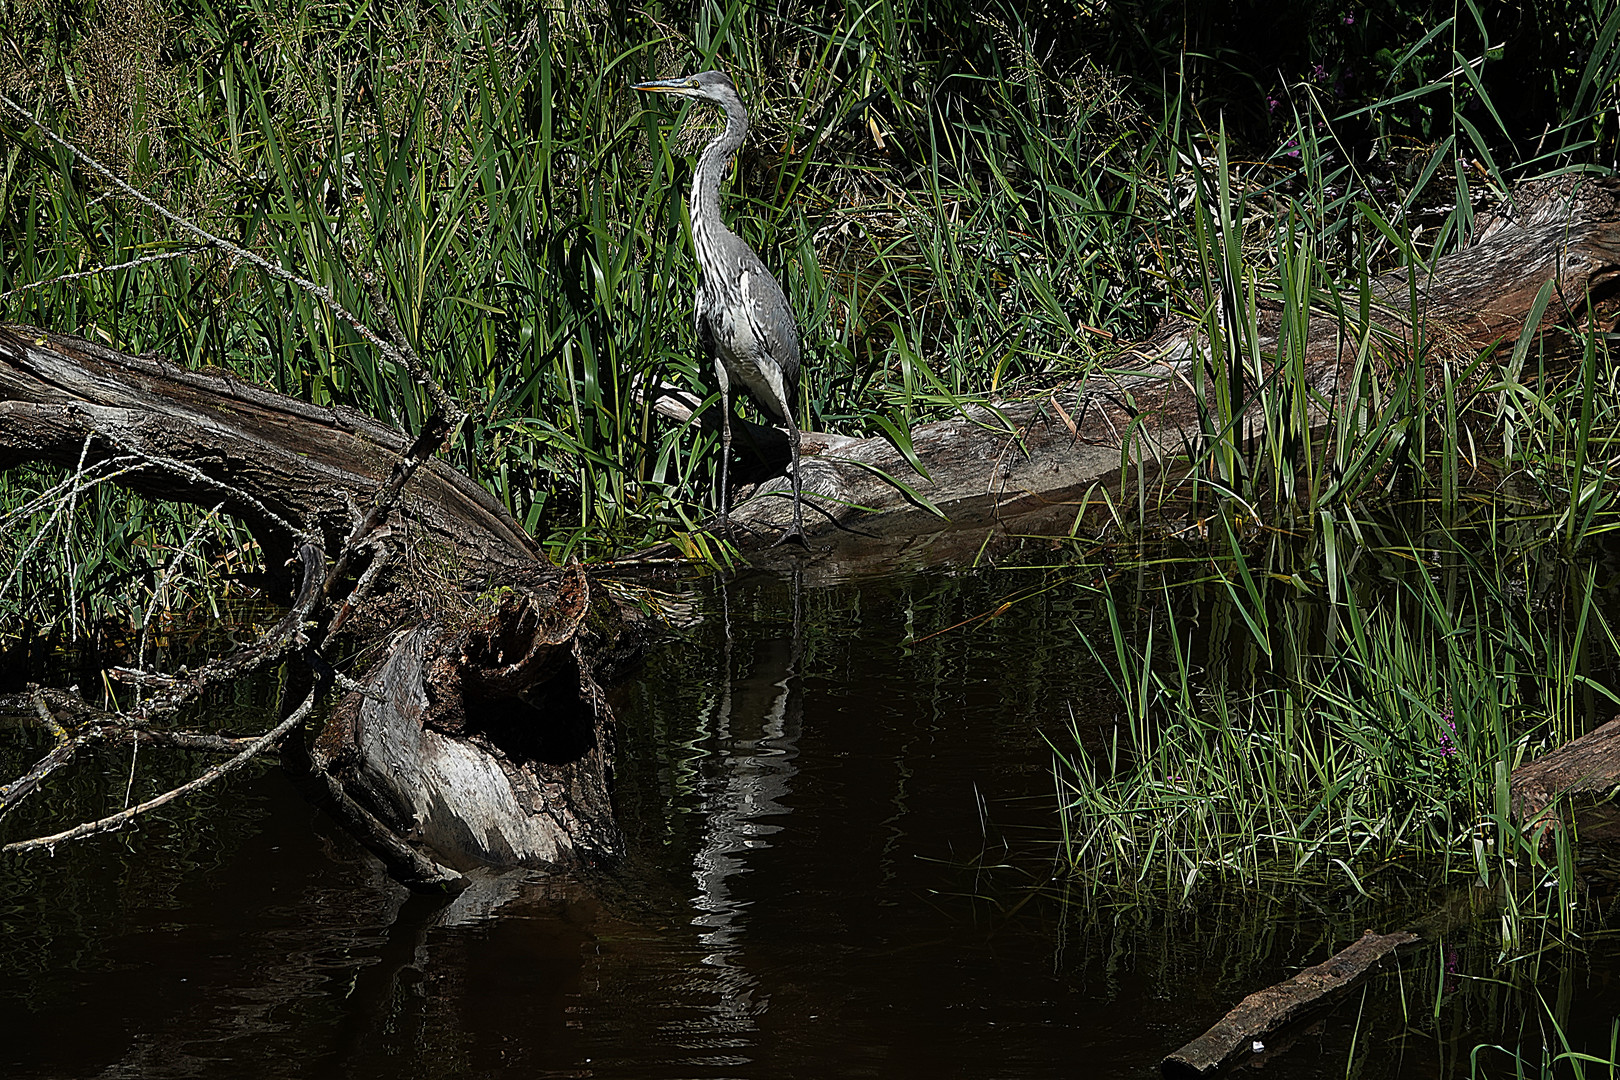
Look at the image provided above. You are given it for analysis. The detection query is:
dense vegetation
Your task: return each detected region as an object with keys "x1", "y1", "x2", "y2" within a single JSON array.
[
  {"x1": 8, "y1": 0, "x2": 1620, "y2": 957},
  {"x1": 5, "y1": 0, "x2": 1613, "y2": 569}
]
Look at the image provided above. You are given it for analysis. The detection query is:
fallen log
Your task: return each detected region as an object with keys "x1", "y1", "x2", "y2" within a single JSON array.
[
  {"x1": 1160, "y1": 929, "x2": 1419, "y2": 1077},
  {"x1": 0, "y1": 323, "x2": 638, "y2": 887},
  {"x1": 1512, "y1": 715, "x2": 1620, "y2": 855},
  {"x1": 723, "y1": 177, "x2": 1620, "y2": 570}
]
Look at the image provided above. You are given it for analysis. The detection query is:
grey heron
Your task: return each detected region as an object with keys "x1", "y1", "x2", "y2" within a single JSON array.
[{"x1": 633, "y1": 69, "x2": 807, "y2": 545}]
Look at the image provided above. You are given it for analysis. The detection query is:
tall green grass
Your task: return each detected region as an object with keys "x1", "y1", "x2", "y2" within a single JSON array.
[
  {"x1": 1048, "y1": 2, "x2": 1620, "y2": 913},
  {"x1": 0, "y1": 0, "x2": 1179, "y2": 637},
  {"x1": 1050, "y1": 97, "x2": 1620, "y2": 913},
  {"x1": 3, "y1": 0, "x2": 1618, "y2": 640},
  {"x1": 1047, "y1": 0, "x2": 1620, "y2": 918},
  {"x1": 0, "y1": 463, "x2": 260, "y2": 652},
  {"x1": 1056, "y1": 504, "x2": 1608, "y2": 892},
  {"x1": 0, "y1": 1, "x2": 1165, "y2": 537}
]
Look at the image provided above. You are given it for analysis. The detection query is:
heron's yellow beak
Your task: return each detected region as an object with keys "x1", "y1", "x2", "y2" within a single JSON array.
[{"x1": 632, "y1": 76, "x2": 700, "y2": 95}]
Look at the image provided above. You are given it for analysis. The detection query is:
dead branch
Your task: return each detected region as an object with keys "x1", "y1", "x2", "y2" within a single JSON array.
[
  {"x1": 716, "y1": 177, "x2": 1620, "y2": 571},
  {"x1": 128, "y1": 540, "x2": 327, "y2": 721},
  {"x1": 0, "y1": 688, "x2": 88, "y2": 818},
  {"x1": 0, "y1": 93, "x2": 410, "y2": 376},
  {"x1": 1, "y1": 326, "x2": 633, "y2": 884},
  {"x1": 1, "y1": 682, "x2": 318, "y2": 855},
  {"x1": 1161, "y1": 929, "x2": 1420, "y2": 1077}
]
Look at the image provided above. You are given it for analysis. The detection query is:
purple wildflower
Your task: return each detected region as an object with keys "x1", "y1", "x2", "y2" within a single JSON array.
[
  {"x1": 1343, "y1": 13, "x2": 1356, "y2": 25},
  {"x1": 1438, "y1": 705, "x2": 1458, "y2": 758}
]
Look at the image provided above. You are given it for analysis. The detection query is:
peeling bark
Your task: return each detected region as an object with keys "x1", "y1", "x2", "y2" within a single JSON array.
[{"x1": 0, "y1": 323, "x2": 635, "y2": 888}]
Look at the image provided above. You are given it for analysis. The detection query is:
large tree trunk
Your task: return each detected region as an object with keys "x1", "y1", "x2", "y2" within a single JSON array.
[
  {"x1": 0, "y1": 324, "x2": 636, "y2": 888},
  {"x1": 716, "y1": 177, "x2": 1620, "y2": 570}
]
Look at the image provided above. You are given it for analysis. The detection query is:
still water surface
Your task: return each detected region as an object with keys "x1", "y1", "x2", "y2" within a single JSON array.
[{"x1": 2, "y1": 569, "x2": 1615, "y2": 1077}]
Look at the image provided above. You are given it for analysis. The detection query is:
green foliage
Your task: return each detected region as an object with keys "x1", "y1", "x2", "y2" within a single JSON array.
[
  {"x1": 1049, "y1": 140, "x2": 1620, "y2": 913},
  {"x1": 0, "y1": 0, "x2": 1176, "y2": 612},
  {"x1": 1, "y1": 0, "x2": 1618, "y2": 637},
  {"x1": 0, "y1": 464, "x2": 259, "y2": 655}
]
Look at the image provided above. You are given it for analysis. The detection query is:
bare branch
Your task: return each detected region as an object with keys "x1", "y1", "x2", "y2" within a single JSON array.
[
  {"x1": 1, "y1": 684, "x2": 319, "y2": 855},
  {"x1": 0, "y1": 688, "x2": 87, "y2": 819},
  {"x1": 292, "y1": 761, "x2": 465, "y2": 891},
  {"x1": 0, "y1": 687, "x2": 268, "y2": 823},
  {"x1": 0, "y1": 246, "x2": 207, "y2": 304},
  {"x1": 127, "y1": 540, "x2": 325, "y2": 721},
  {"x1": 363, "y1": 274, "x2": 464, "y2": 429},
  {"x1": 136, "y1": 500, "x2": 228, "y2": 693},
  {"x1": 2, "y1": 685, "x2": 285, "y2": 751},
  {"x1": 0, "y1": 454, "x2": 147, "y2": 523}
]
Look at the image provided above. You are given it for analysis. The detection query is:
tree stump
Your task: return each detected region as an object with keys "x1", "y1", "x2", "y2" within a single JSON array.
[{"x1": 0, "y1": 324, "x2": 637, "y2": 888}]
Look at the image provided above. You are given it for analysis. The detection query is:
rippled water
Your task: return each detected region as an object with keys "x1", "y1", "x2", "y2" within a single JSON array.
[{"x1": 3, "y1": 568, "x2": 1619, "y2": 1077}]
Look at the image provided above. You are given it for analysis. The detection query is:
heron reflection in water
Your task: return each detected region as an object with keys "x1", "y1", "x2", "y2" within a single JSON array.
[{"x1": 683, "y1": 573, "x2": 806, "y2": 1035}]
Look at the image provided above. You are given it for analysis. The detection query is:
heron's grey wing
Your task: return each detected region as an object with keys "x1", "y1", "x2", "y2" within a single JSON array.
[{"x1": 738, "y1": 250, "x2": 801, "y2": 392}]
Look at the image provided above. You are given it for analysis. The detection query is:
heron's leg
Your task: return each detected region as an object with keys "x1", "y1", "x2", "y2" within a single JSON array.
[
  {"x1": 772, "y1": 408, "x2": 808, "y2": 547},
  {"x1": 717, "y1": 383, "x2": 733, "y2": 531}
]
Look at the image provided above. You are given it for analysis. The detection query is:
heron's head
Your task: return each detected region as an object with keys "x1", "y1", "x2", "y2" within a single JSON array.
[{"x1": 632, "y1": 70, "x2": 743, "y2": 111}]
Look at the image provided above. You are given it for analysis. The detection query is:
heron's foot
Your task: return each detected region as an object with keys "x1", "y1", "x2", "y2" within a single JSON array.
[{"x1": 771, "y1": 524, "x2": 809, "y2": 549}]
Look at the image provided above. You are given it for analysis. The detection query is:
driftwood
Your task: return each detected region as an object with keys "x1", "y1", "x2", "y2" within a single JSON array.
[
  {"x1": 1161, "y1": 719, "x2": 1620, "y2": 1076},
  {"x1": 1161, "y1": 929, "x2": 1420, "y2": 1077},
  {"x1": 0, "y1": 324, "x2": 636, "y2": 888},
  {"x1": 718, "y1": 177, "x2": 1620, "y2": 571}
]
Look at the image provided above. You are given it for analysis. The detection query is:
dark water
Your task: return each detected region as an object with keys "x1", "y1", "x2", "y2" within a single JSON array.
[{"x1": 3, "y1": 569, "x2": 1618, "y2": 1078}]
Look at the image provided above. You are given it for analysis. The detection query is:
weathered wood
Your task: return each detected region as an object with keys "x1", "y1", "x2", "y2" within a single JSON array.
[
  {"x1": 0, "y1": 324, "x2": 538, "y2": 588},
  {"x1": 319, "y1": 568, "x2": 624, "y2": 870},
  {"x1": 1512, "y1": 716, "x2": 1620, "y2": 817},
  {"x1": 1511, "y1": 716, "x2": 1620, "y2": 854},
  {"x1": 0, "y1": 323, "x2": 634, "y2": 886},
  {"x1": 724, "y1": 178, "x2": 1620, "y2": 568},
  {"x1": 1160, "y1": 929, "x2": 1419, "y2": 1078}
]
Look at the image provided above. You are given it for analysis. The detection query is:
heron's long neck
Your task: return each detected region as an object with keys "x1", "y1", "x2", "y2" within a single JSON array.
[{"x1": 690, "y1": 101, "x2": 748, "y2": 271}]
